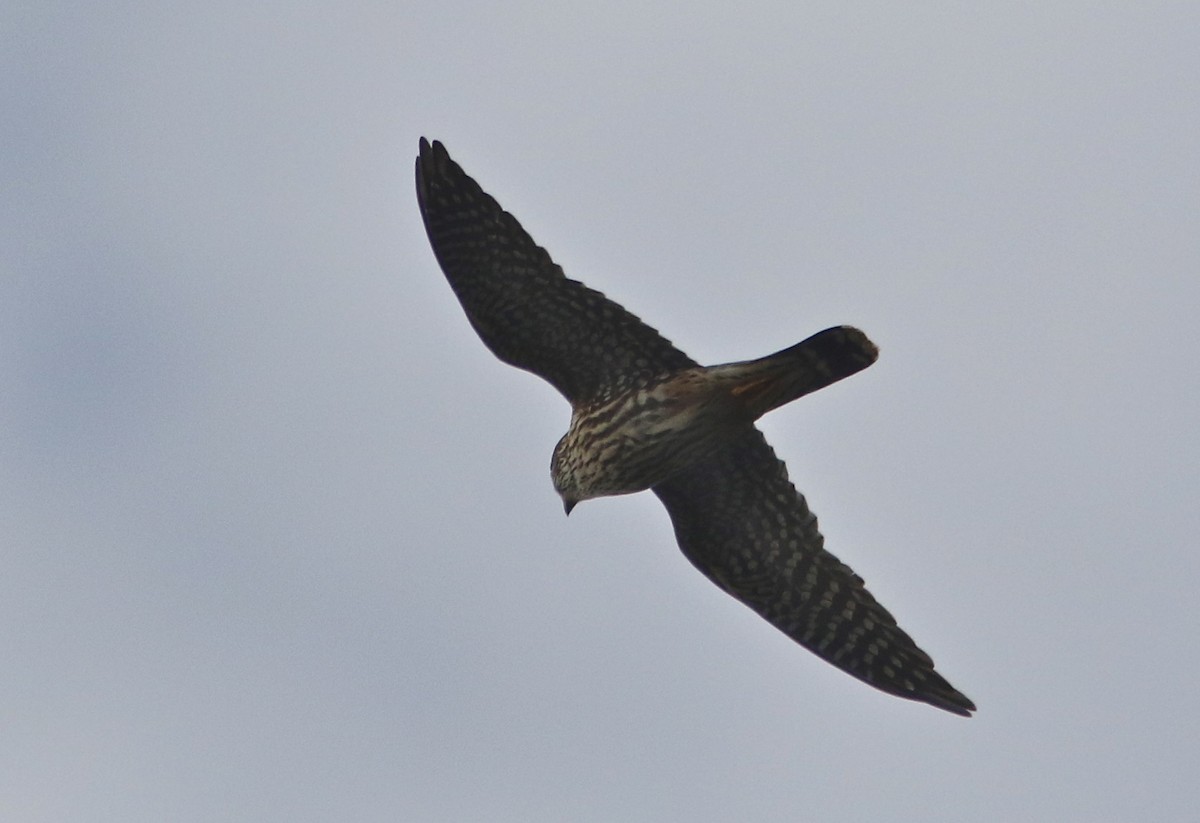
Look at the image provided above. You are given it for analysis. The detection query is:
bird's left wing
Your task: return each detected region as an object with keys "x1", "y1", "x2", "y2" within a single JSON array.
[
  {"x1": 653, "y1": 428, "x2": 976, "y2": 716},
  {"x1": 416, "y1": 138, "x2": 696, "y2": 404}
]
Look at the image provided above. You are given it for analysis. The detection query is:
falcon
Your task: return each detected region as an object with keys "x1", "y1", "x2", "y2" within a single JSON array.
[{"x1": 416, "y1": 138, "x2": 974, "y2": 716}]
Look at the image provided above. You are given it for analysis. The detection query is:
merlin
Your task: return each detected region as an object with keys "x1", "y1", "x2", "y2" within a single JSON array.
[{"x1": 416, "y1": 138, "x2": 975, "y2": 716}]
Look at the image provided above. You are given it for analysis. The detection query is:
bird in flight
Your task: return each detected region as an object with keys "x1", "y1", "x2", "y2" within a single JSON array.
[{"x1": 415, "y1": 138, "x2": 974, "y2": 716}]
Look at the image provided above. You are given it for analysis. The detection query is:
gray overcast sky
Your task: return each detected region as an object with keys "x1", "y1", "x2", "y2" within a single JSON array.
[{"x1": 3, "y1": 3, "x2": 1197, "y2": 821}]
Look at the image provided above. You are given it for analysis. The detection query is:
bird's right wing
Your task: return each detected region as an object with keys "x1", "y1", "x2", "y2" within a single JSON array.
[
  {"x1": 416, "y1": 138, "x2": 696, "y2": 404},
  {"x1": 653, "y1": 428, "x2": 975, "y2": 716}
]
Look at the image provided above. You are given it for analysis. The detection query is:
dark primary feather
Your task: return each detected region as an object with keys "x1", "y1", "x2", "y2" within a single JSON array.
[
  {"x1": 415, "y1": 138, "x2": 695, "y2": 404},
  {"x1": 654, "y1": 429, "x2": 976, "y2": 716}
]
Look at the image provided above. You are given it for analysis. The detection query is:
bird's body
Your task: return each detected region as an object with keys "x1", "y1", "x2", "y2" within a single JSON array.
[
  {"x1": 552, "y1": 367, "x2": 747, "y2": 504},
  {"x1": 416, "y1": 138, "x2": 975, "y2": 716},
  {"x1": 552, "y1": 327, "x2": 878, "y2": 508}
]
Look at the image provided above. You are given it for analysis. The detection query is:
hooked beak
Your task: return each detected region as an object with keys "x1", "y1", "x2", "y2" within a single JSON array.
[{"x1": 562, "y1": 497, "x2": 577, "y2": 516}]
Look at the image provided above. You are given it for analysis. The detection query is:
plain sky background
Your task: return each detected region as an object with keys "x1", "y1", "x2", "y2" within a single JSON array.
[{"x1": 3, "y1": 3, "x2": 1198, "y2": 821}]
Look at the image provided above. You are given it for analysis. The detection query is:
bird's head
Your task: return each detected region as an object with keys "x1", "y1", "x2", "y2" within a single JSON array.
[{"x1": 551, "y1": 433, "x2": 584, "y2": 516}]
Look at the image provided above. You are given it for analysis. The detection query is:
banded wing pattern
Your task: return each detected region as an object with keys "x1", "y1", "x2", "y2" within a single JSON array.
[
  {"x1": 416, "y1": 138, "x2": 695, "y2": 404},
  {"x1": 654, "y1": 429, "x2": 976, "y2": 716}
]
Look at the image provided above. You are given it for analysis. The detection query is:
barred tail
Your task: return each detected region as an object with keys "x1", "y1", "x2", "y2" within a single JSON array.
[{"x1": 724, "y1": 326, "x2": 879, "y2": 420}]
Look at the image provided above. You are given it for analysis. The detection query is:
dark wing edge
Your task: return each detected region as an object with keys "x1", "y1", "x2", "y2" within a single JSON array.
[
  {"x1": 653, "y1": 428, "x2": 976, "y2": 717},
  {"x1": 415, "y1": 138, "x2": 695, "y2": 403}
]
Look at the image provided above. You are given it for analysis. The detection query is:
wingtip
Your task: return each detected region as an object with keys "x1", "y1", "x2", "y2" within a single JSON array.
[
  {"x1": 933, "y1": 692, "x2": 977, "y2": 718},
  {"x1": 916, "y1": 675, "x2": 976, "y2": 717},
  {"x1": 416, "y1": 138, "x2": 449, "y2": 208},
  {"x1": 416, "y1": 138, "x2": 457, "y2": 181},
  {"x1": 866, "y1": 653, "x2": 976, "y2": 717},
  {"x1": 416, "y1": 137, "x2": 440, "y2": 169},
  {"x1": 417, "y1": 137, "x2": 448, "y2": 160}
]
